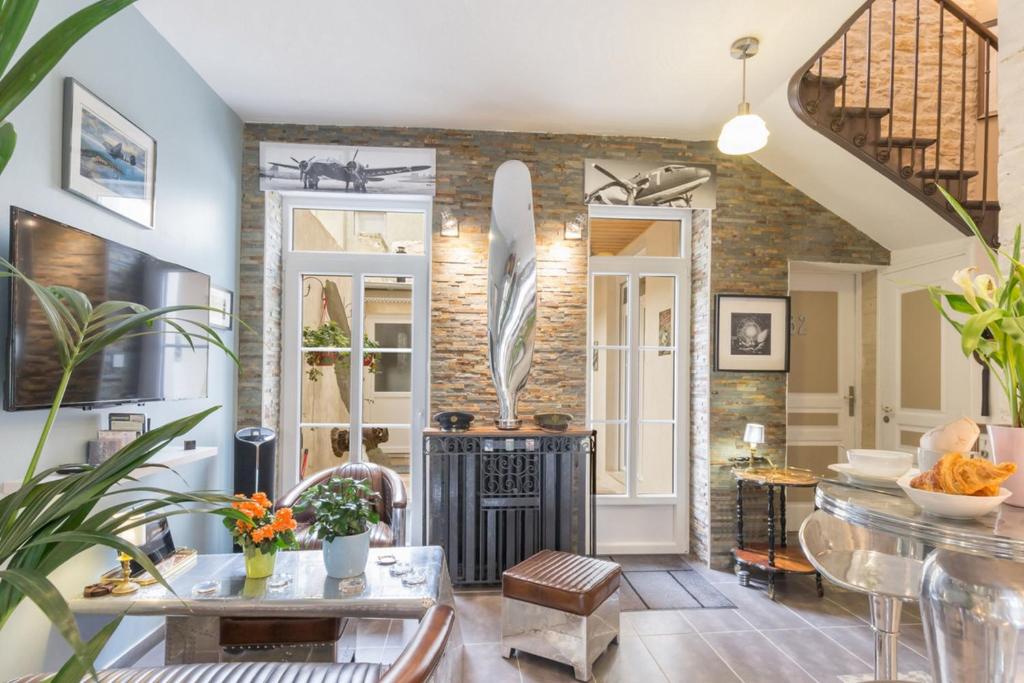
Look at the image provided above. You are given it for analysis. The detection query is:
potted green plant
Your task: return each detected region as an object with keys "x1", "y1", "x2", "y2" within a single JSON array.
[
  {"x1": 302, "y1": 321, "x2": 382, "y2": 381},
  {"x1": 0, "y1": 257, "x2": 245, "y2": 679},
  {"x1": 295, "y1": 477, "x2": 380, "y2": 578},
  {"x1": 930, "y1": 186, "x2": 1024, "y2": 505}
]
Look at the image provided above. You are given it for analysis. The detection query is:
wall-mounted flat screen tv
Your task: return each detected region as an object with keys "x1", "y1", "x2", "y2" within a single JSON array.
[{"x1": 5, "y1": 207, "x2": 210, "y2": 410}]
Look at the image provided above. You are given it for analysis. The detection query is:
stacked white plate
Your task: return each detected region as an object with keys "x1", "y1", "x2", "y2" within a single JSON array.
[
  {"x1": 827, "y1": 462, "x2": 904, "y2": 489},
  {"x1": 829, "y1": 449, "x2": 915, "y2": 489}
]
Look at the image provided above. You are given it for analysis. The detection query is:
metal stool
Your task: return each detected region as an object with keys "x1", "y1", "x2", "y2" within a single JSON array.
[
  {"x1": 920, "y1": 549, "x2": 1024, "y2": 683},
  {"x1": 501, "y1": 551, "x2": 621, "y2": 681},
  {"x1": 799, "y1": 510, "x2": 925, "y2": 681}
]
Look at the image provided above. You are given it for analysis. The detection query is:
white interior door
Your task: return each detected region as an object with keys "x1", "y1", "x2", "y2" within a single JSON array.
[
  {"x1": 587, "y1": 206, "x2": 690, "y2": 555},
  {"x1": 280, "y1": 194, "x2": 431, "y2": 545},
  {"x1": 786, "y1": 266, "x2": 858, "y2": 521},
  {"x1": 877, "y1": 238, "x2": 987, "y2": 454}
]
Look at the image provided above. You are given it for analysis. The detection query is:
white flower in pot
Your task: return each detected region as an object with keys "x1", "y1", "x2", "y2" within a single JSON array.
[
  {"x1": 931, "y1": 186, "x2": 1024, "y2": 505},
  {"x1": 296, "y1": 476, "x2": 381, "y2": 578}
]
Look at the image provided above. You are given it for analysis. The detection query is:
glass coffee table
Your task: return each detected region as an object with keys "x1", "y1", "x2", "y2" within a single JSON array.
[{"x1": 70, "y1": 546, "x2": 459, "y2": 667}]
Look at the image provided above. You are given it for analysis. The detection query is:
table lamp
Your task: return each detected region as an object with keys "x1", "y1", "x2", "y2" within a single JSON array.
[
  {"x1": 111, "y1": 519, "x2": 147, "y2": 595},
  {"x1": 743, "y1": 423, "x2": 766, "y2": 465}
]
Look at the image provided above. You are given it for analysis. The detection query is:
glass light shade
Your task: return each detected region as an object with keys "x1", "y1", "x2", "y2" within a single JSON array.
[
  {"x1": 717, "y1": 113, "x2": 770, "y2": 155},
  {"x1": 743, "y1": 422, "x2": 766, "y2": 445}
]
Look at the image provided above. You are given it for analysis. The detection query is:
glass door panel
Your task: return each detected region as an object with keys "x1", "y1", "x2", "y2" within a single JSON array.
[
  {"x1": 293, "y1": 209, "x2": 426, "y2": 255},
  {"x1": 638, "y1": 275, "x2": 677, "y2": 496},
  {"x1": 637, "y1": 423, "x2": 675, "y2": 495},
  {"x1": 362, "y1": 276, "x2": 415, "y2": 500},
  {"x1": 300, "y1": 275, "x2": 354, "y2": 476},
  {"x1": 591, "y1": 273, "x2": 630, "y2": 495}
]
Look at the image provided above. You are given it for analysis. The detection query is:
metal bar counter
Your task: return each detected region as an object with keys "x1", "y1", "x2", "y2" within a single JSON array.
[{"x1": 815, "y1": 480, "x2": 1024, "y2": 682}]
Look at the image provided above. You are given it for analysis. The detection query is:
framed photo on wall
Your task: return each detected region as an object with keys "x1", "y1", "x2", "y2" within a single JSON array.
[
  {"x1": 62, "y1": 78, "x2": 157, "y2": 229},
  {"x1": 714, "y1": 294, "x2": 790, "y2": 372},
  {"x1": 209, "y1": 286, "x2": 234, "y2": 330}
]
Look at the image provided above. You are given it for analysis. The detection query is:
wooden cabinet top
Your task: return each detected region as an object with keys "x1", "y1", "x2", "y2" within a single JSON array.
[{"x1": 423, "y1": 426, "x2": 595, "y2": 438}]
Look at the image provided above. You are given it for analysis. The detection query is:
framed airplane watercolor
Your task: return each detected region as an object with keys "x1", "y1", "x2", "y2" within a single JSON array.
[{"x1": 62, "y1": 78, "x2": 157, "y2": 229}]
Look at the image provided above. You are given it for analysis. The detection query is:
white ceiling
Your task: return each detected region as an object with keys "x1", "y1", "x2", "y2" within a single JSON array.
[
  {"x1": 137, "y1": 0, "x2": 862, "y2": 139},
  {"x1": 139, "y1": 0, "x2": 967, "y2": 250}
]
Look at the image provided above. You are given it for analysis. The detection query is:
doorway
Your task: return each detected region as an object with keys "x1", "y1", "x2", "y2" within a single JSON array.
[
  {"x1": 587, "y1": 206, "x2": 690, "y2": 554},
  {"x1": 280, "y1": 194, "x2": 431, "y2": 544}
]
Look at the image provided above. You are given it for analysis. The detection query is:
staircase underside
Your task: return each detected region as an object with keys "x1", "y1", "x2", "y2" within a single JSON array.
[{"x1": 790, "y1": 71, "x2": 999, "y2": 246}]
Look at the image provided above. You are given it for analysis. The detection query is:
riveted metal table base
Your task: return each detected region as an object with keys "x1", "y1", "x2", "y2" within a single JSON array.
[
  {"x1": 500, "y1": 591, "x2": 620, "y2": 681},
  {"x1": 921, "y1": 550, "x2": 1024, "y2": 683}
]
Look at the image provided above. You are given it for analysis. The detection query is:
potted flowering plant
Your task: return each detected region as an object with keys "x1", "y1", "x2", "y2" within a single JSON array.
[
  {"x1": 224, "y1": 492, "x2": 298, "y2": 578},
  {"x1": 296, "y1": 477, "x2": 380, "y2": 578},
  {"x1": 302, "y1": 321, "x2": 382, "y2": 381},
  {"x1": 929, "y1": 186, "x2": 1024, "y2": 504}
]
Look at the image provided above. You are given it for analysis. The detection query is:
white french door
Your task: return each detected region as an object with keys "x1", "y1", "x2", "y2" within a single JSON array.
[
  {"x1": 280, "y1": 193, "x2": 431, "y2": 544},
  {"x1": 587, "y1": 206, "x2": 690, "y2": 554}
]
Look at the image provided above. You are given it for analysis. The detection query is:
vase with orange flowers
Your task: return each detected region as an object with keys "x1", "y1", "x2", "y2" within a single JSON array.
[{"x1": 224, "y1": 492, "x2": 298, "y2": 579}]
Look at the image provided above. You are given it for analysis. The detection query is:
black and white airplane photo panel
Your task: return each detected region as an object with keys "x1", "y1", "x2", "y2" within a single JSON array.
[
  {"x1": 584, "y1": 158, "x2": 716, "y2": 209},
  {"x1": 259, "y1": 141, "x2": 436, "y2": 195}
]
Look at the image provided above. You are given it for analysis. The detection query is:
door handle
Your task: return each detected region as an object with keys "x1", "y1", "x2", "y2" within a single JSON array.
[
  {"x1": 882, "y1": 405, "x2": 894, "y2": 424},
  {"x1": 842, "y1": 386, "x2": 855, "y2": 417}
]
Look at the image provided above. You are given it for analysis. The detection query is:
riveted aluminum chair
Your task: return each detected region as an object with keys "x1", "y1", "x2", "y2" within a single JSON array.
[{"x1": 799, "y1": 510, "x2": 925, "y2": 681}]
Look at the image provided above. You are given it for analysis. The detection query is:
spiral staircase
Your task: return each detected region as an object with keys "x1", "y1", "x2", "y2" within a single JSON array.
[{"x1": 789, "y1": 0, "x2": 998, "y2": 245}]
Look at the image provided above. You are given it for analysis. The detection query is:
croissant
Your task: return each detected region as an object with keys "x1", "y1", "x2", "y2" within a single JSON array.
[{"x1": 911, "y1": 452, "x2": 1016, "y2": 496}]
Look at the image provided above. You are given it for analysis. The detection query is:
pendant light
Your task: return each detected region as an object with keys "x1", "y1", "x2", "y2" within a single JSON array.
[{"x1": 717, "y1": 36, "x2": 770, "y2": 155}]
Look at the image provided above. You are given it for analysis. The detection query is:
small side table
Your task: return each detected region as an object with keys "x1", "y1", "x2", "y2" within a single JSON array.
[{"x1": 732, "y1": 467, "x2": 822, "y2": 600}]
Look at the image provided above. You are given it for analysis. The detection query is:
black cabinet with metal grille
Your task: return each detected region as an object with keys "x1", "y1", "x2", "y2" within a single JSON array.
[{"x1": 424, "y1": 428, "x2": 595, "y2": 586}]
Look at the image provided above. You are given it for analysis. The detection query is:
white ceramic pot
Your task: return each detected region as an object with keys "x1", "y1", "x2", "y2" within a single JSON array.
[
  {"x1": 986, "y1": 425, "x2": 1024, "y2": 507},
  {"x1": 322, "y1": 529, "x2": 371, "y2": 578}
]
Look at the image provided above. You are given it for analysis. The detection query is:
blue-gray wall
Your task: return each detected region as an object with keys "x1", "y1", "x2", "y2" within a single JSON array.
[{"x1": 0, "y1": 2, "x2": 242, "y2": 677}]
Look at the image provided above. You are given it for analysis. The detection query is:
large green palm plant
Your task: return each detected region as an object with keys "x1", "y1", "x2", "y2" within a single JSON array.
[
  {"x1": 0, "y1": 0, "x2": 138, "y2": 174},
  {"x1": 0, "y1": 257, "x2": 243, "y2": 681}
]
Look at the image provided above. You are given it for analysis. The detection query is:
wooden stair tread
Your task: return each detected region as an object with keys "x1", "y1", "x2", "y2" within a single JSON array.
[
  {"x1": 802, "y1": 72, "x2": 845, "y2": 88},
  {"x1": 960, "y1": 199, "x2": 1000, "y2": 211},
  {"x1": 734, "y1": 544, "x2": 816, "y2": 574},
  {"x1": 878, "y1": 136, "x2": 937, "y2": 149},
  {"x1": 833, "y1": 106, "x2": 890, "y2": 119},
  {"x1": 917, "y1": 168, "x2": 979, "y2": 179}
]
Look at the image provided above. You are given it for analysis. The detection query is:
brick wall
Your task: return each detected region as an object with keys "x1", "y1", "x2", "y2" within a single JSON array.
[
  {"x1": 820, "y1": 0, "x2": 979, "y2": 175},
  {"x1": 239, "y1": 123, "x2": 890, "y2": 565}
]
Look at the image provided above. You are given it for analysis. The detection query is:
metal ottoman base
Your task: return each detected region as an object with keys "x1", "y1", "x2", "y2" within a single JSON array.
[{"x1": 500, "y1": 590, "x2": 620, "y2": 681}]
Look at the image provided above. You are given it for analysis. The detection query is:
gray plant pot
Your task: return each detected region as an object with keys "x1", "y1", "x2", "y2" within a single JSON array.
[{"x1": 322, "y1": 529, "x2": 371, "y2": 578}]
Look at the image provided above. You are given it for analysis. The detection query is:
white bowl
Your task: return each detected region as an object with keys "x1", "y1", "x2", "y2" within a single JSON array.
[
  {"x1": 897, "y1": 470, "x2": 1012, "y2": 519},
  {"x1": 847, "y1": 449, "x2": 913, "y2": 478}
]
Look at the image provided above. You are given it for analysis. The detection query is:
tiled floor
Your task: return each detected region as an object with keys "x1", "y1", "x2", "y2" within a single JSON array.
[
  {"x1": 132, "y1": 559, "x2": 1024, "y2": 682},
  {"x1": 455, "y1": 562, "x2": 936, "y2": 683}
]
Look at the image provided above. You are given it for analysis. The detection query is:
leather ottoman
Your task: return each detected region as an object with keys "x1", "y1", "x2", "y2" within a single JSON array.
[{"x1": 501, "y1": 550, "x2": 621, "y2": 681}]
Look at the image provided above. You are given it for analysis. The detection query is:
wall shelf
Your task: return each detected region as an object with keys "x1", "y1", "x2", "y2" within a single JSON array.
[{"x1": 1, "y1": 445, "x2": 218, "y2": 495}]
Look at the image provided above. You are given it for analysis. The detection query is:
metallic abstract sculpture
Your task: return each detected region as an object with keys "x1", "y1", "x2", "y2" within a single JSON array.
[{"x1": 487, "y1": 160, "x2": 537, "y2": 429}]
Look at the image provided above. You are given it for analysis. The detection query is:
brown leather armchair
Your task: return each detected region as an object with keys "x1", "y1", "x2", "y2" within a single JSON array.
[
  {"x1": 17, "y1": 604, "x2": 456, "y2": 683},
  {"x1": 277, "y1": 461, "x2": 407, "y2": 548}
]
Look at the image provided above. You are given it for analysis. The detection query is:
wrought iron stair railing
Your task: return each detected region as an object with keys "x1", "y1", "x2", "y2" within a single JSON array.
[{"x1": 789, "y1": 0, "x2": 998, "y2": 244}]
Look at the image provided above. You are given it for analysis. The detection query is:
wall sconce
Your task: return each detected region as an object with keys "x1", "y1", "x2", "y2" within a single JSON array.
[
  {"x1": 564, "y1": 213, "x2": 586, "y2": 241},
  {"x1": 440, "y1": 210, "x2": 460, "y2": 238}
]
